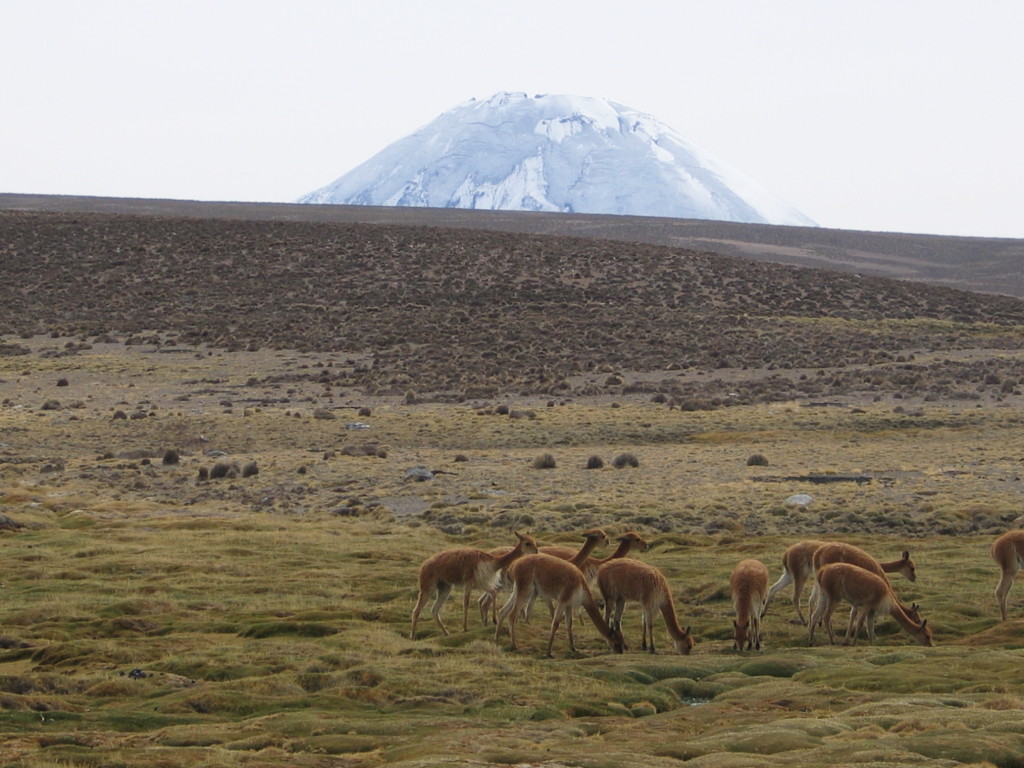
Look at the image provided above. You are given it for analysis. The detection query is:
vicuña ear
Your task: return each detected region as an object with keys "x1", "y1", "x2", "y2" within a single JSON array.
[
  {"x1": 902, "y1": 550, "x2": 910, "y2": 560},
  {"x1": 920, "y1": 619, "x2": 928, "y2": 629},
  {"x1": 684, "y1": 626, "x2": 691, "y2": 634}
]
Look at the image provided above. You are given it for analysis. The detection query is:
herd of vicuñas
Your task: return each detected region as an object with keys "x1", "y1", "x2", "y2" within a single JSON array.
[{"x1": 410, "y1": 528, "x2": 1024, "y2": 656}]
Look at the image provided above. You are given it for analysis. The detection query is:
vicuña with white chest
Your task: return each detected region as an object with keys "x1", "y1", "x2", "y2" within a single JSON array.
[{"x1": 410, "y1": 530, "x2": 538, "y2": 639}]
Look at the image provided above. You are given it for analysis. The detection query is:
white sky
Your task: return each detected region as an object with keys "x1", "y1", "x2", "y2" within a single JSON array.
[{"x1": 2, "y1": 0, "x2": 1021, "y2": 238}]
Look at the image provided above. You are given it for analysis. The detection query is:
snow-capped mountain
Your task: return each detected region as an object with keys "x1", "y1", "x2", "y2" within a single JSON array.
[{"x1": 298, "y1": 92, "x2": 816, "y2": 227}]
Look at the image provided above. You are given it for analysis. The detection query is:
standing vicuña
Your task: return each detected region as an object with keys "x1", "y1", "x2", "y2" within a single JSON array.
[
  {"x1": 764, "y1": 540, "x2": 828, "y2": 625},
  {"x1": 516, "y1": 530, "x2": 650, "y2": 623},
  {"x1": 410, "y1": 531, "x2": 538, "y2": 639},
  {"x1": 597, "y1": 559, "x2": 693, "y2": 654},
  {"x1": 478, "y1": 527, "x2": 626, "y2": 624},
  {"x1": 808, "y1": 542, "x2": 918, "y2": 640},
  {"x1": 731, "y1": 559, "x2": 769, "y2": 651},
  {"x1": 494, "y1": 553, "x2": 625, "y2": 657},
  {"x1": 992, "y1": 530, "x2": 1024, "y2": 620},
  {"x1": 808, "y1": 563, "x2": 932, "y2": 647},
  {"x1": 766, "y1": 541, "x2": 917, "y2": 626}
]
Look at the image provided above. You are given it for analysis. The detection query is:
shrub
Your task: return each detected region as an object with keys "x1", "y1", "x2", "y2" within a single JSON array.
[
  {"x1": 585, "y1": 455, "x2": 604, "y2": 469},
  {"x1": 210, "y1": 461, "x2": 239, "y2": 479},
  {"x1": 241, "y1": 461, "x2": 259, "y2": 478},
  {"x1": 532, "y1": 453, "x2": 557, "y2": 470},
  {"x1": 612, "y1": 453, "x2": 639, "y2": 469},
  {"x1": 341, "y1": 443, "x2": 387, "y2": 458},
  {"x1": 162, "y1": 449, "x2": 180, "y2": 466},
  {"x1": 746, "y1": 453, "x2": 769, "y2": 466}
]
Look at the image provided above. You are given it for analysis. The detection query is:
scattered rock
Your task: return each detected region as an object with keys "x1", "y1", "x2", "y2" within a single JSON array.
[
  {"x1": 785, "y1": 494, "x2": 814, "y2": 507},
  {"x1": 313, "y1": 408, "x2": 336, "y2": 420},
  {"x1": 0, "y1": 513, "x2": 24, "y2": 531},
  {"x1": 405, "y1": 466, "x2": 435, "y2": 482}
]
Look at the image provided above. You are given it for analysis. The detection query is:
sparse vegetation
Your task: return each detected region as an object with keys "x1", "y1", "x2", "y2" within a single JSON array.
[
  {"x1": 532, "y1": 452, "x2": 557, "y2": 469},
  {"x1": 2, "y1": 203, "x2": 1024, "y2": 767},
  {"x1": 612, "y1": 452, "x2": 640, "y2": 468}
]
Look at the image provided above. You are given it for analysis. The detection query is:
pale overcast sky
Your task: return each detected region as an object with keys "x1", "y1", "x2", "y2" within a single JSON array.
[{"x1": 2, "y1": 1, "x2": 1021, "y2": 238}]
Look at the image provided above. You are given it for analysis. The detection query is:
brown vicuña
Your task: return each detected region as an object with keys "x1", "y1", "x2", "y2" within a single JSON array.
[
  {"x1": 597, "y1": 559, "x2": 693, "y2": 654},
  {"x1": 764, "y1": 539, "x2": 829, "y2": 625},
  {"x1": 494, "y1": 552, "x2": 625, "y2": 657},
  {"x1": 808, "y1": 542, "x2": 918, "y2": 640},
  {"x1": 411, "y1": 530, "x2": 538, "y2": 639},
  {"x1": 767, "y1": 540, "x2": 916, "y2": 626},
  {"x1": 479, "y1": 527, "x2": 605, "y2": 624},
  {"x1": 730, "y1": 559, "x2": 769, "y2": 651},
  {"x1": 992, "y1": 530, "x2": 1024, "y2": 621},
  {"x1": 479, "y1": 530, "x2": 649, "y2": 625},
  {"x1": 521, "y1": 530, "x2": 649, "y2": 622},
  {"x1": 808, "y1": 562, "x2": 933, "y2": 647}
]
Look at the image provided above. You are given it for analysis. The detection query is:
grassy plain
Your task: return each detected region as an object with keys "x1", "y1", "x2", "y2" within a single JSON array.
[{"x1": 3, "y1": 336, "x2": 1024, "y2": 768}]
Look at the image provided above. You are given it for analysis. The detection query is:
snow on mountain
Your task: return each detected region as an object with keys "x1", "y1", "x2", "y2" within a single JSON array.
[{"x1": 297, "y1": 92, "x2": 816, "y2": 227}]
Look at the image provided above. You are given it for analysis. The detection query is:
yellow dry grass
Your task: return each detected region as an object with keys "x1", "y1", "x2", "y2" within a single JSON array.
[{"x1": 2, "y1": 338, "x2": 1024, "y2": 767}]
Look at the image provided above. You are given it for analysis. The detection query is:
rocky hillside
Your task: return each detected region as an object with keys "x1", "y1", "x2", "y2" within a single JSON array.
[{"x1": 3, "y1": 206, "x2": 1024, "y2": 406}]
